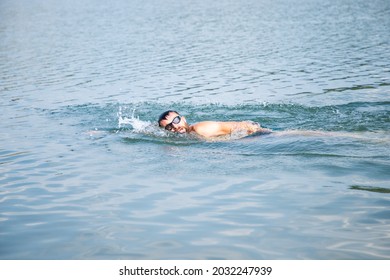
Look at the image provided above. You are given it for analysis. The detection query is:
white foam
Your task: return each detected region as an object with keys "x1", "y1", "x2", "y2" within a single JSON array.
[{"x1": 117, "y1": 107, "x2": 166, "y2": 136}]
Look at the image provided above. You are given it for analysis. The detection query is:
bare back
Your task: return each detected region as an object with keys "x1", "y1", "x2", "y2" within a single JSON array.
[{"x1": 190, "y1": 121, "x2": 270, "y2": 138}]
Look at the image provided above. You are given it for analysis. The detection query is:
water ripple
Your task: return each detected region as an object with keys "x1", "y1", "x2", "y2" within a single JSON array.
[{"x1": 1, "y1": 0, "x2": 390, "y2": 260}]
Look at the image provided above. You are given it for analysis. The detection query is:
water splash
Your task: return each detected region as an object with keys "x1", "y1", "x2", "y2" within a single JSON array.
[{"x1": 117, "y1": 106, "x2": 166, "y2": 137}]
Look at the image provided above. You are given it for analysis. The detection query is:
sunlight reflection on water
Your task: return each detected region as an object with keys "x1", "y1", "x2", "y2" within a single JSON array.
[{"x1": 1, "y1": 0, "x2": 390, "y2": 259}]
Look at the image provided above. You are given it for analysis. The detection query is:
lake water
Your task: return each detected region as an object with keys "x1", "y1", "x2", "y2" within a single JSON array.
[{"x1": 1, "y1": 0, "x2": 390, "y2": 259}]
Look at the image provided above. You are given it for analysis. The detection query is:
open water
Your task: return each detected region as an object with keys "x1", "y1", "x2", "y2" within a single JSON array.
[{"x1": 1, "y1": 0, "x2": 390, "y2": 259}]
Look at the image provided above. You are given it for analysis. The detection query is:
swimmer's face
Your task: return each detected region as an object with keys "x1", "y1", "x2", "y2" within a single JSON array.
[{"x1": 160, "y1": 112, "x2": 188, "y2": 134}]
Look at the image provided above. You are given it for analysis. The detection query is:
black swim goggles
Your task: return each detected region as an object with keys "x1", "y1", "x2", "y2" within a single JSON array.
[{"x1": 165, "y1": 116, "x2": 181, "y2": 131}]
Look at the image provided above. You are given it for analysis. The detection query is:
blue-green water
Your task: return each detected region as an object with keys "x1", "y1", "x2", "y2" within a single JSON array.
[{"x1": 1, "y1": 0, "x2": 390, "y2": 259}]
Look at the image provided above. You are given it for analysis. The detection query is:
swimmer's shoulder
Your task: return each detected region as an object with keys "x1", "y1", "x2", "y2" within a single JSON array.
[{"x1": 191, "y1": 121, "x2": 228, "y2": 138}]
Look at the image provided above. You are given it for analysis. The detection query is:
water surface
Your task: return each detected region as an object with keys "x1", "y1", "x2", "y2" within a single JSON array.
[{"x1": 1, "y1": 0, "x2": 390, "y2": 259}]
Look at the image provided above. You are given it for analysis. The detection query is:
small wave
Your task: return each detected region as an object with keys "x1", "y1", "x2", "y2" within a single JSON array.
[
  {"x1": 118, "y1": 107, "x2": 160, "y2": 134},
  {"x1": 49, "y1": 101, "x2": 390, "y2": 140}
]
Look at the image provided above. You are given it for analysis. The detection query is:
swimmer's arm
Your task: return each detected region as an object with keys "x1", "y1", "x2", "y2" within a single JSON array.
[{"x1": 222, "y1": 121, "x2": 272, "y2": 135}]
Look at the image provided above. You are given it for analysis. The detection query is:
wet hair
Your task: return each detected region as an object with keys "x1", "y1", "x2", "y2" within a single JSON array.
[{"x1": 158, "y1": 110, "x2": 179, "y2": 127}]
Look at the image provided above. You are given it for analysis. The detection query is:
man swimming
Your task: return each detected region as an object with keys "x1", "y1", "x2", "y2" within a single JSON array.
[{"x1": 158, "y1": 110, "x2": 271, "y2": 138}]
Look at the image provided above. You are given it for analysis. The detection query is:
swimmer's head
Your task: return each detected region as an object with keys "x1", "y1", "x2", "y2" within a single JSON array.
[{"x1": 158, "y1": 110, "x2": 189, "y2": 134}]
